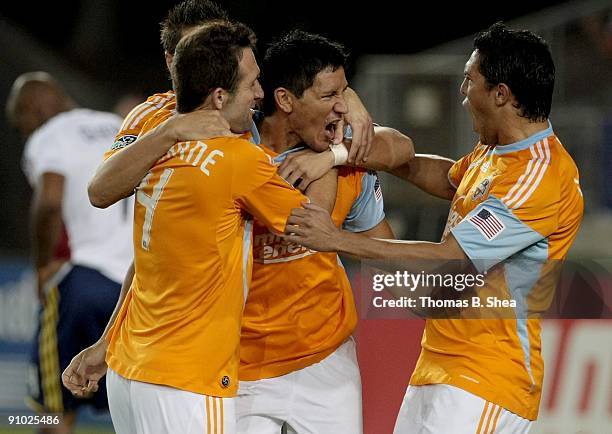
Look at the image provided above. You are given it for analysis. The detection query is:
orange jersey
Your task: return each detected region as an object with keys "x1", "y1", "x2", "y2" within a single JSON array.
[
  {"x1": 410, "y1": 123, "x2": 584, "y2": 420},
  {"x1": 106, "y1": 111, "x2": 306, "y2": 397},
  {"x1": 104, "y1": 91, "x2": 176, "y2": 160},
  {"x1": 239, "y1": 146, "x2": 386, "y2": 381}
]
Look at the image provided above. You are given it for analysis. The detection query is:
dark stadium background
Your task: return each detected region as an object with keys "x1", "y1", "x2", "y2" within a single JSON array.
[
  {"x1": 1, "y1": 0, "x2": 566, "y2": 92},
  {"x1": 0, "y1": 0, "x2": 569, "y2": 255}
]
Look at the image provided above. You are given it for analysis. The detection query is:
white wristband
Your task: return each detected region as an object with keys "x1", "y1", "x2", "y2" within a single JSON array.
[{"x1": 329, "y1": 143, "x2": 348, "y2": 166}]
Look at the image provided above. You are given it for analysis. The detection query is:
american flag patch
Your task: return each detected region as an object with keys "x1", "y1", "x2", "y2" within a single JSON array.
[
  {"x1": 374, "y1": 173, "x2": 382, "y2": 202},
  {"x1": 468, "y1": 208, "x2": 505, "y2": 241}
]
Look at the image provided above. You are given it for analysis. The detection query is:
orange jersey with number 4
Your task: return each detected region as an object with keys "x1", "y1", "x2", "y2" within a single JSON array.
[{"x1": 106, "y1": 109, "x2": 305, "y2": 397}]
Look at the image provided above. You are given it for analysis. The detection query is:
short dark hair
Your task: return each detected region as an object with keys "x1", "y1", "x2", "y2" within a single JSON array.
[
  {"x1": 160, "y1": 0, "x2": 229, "y2": 54},
  {"x1": 172, "y1": 21, "x2": 257, "y2": 113},
  {"x1": 474, "y1": 22, "x2": 555, "y2": 122},
  {"x1": 262, "y1": 30, "x2": 348, "y2": 115}
]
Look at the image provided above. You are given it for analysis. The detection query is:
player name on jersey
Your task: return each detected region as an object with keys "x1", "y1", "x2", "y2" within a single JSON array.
[{"x1": 157, "y1": 140, "x2": 225, "y2": 176}]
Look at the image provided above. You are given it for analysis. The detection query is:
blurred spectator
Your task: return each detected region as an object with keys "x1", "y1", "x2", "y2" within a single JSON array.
[
  {"x1": 6, "y1": 71, "x2": 133, "y2": 434},
  {"x1": 112, "y1": 91, "x2": 146, "y2": 119}
]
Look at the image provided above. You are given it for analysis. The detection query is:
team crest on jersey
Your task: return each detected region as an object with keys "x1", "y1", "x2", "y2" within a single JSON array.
[
  {"x1": 110, "y1": 134, "x2": 138, "y2": 151},
  {"x1": 471, "y1": 176, "x2": 492, "y2": 202}
]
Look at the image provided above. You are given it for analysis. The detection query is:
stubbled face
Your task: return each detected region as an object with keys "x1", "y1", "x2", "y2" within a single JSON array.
[
  {"x1": 222, "y1": 48, "x2": 264, "y2": 133},
  {"x1": 290, "y1": 66, "x2": 348, "y2": 152},
  {"x1": 460, "y1": 50, "x2": 497, "y2": 145}
]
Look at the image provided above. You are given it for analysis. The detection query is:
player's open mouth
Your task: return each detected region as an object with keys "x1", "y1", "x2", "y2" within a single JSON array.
[{"x1": 324, "y1": 119, "x2": 341, "y2": 140}]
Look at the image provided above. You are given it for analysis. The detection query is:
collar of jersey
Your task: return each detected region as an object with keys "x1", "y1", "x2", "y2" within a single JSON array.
[{"x1": 493, "y1": 121, "x2": 553, "y2": 156}]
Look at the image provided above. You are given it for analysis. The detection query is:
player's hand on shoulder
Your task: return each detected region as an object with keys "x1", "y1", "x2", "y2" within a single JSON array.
[
  {"x1": 61, "y1": 340, "x2": 108, "y2": 398},
  {"x1": 278, "y1": 149, "x2": 335, "y2": 191},
  {"x1": 284, "y1": 203, "x2": 341, "y2": 251}
]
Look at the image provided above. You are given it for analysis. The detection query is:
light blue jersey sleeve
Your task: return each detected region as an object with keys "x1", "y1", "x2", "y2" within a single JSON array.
[
  {"x1": 343, "y1": 170, "x2": 385, "y2": 233},
  {"x1": 271, "y1": 146, "x2": 306, "y2": 164},
  {"x1": 450, "y1": 195, "x2": 547, "y2": 272},
  {"x1": 250, "y1": 121, "x2": 261, "y2": 145}
]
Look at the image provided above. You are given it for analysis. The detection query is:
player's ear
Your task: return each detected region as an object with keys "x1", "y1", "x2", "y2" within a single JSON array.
[
  {"x1": 274, "y1": 88, "x2": 293, "y2": 114},
  {"x1": 494, "y1": 83, "x2": 511, "y2": 107},
  {"x1": 164, "y1": 51, "x2": 174, "y2": 73},
  {"x1": 211, "y1": 88, "x2": 226, "y2": 110}
]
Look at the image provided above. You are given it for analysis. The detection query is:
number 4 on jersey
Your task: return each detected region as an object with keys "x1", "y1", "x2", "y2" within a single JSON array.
[{"x1": 137, "y1": 168, "x2": 174, "y2": 251}]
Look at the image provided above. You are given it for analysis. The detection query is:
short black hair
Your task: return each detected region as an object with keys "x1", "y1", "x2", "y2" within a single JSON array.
[
  {"x1": 160, "y1": 0, "x2": 229, "y2": 54},
  {"x1": 474, "y1": 22, "x2": 555, "y2": 122},
  {"x1": 172, "y1": 21, "x2": 257, "y2": 113},
  {"x1": 262, "y1": 30, "x2": 348, "y2": 115}
]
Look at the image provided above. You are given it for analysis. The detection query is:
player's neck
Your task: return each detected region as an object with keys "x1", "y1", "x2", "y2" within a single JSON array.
[
  {"x1": 259, "y1": 114, "x2": 301, "y2": 154},
  {"x1": 494, "y1": 116, "x2": 550, "y2": 146}
]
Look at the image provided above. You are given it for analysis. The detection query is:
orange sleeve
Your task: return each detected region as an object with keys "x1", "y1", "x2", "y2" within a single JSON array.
[
  {"x1": 104, "y1": 92, "x2": 175, "y2": 160},
  {"x1": 103, "y1": 108, "x2": 173, "y2": 161},
  {"x1": 232, "y1": 141, "x2": 306, "y2": 233},
  {"x1": 448, "y1": 144, "x2": 487, "y2": 189}
]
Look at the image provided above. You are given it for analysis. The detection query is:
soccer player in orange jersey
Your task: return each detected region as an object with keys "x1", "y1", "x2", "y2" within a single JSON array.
[
  {"x1": 69, "y1": 25, "x2": 413, "y2": 434},
  {"x1": 87, "y1": 0, "x2": 233, "y2": 209},
  {"x1": 234, "y1": 31, "x2": 411, "y2": 434},
  {"x1": 285, "y1": 22, "x2": 584, "y2": 434},
  {"x1": 63, "y1": 22, "x2": 308, "y2": 434},
  {"x1": 87, "y1": 0, "x2": 376, "y2": 210}
]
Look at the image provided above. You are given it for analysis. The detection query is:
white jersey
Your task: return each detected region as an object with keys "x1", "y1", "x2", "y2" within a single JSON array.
[{"x1": 22, "y1": 108, "x2": 133, "y2": 283}]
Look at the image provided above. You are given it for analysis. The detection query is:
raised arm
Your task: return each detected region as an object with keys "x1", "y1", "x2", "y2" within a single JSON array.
[
  {"x1": 390, "y1": 154, "x2": 456, "y2": 200},
  {"x1": 88, "y1": 110, "x2": 234, "y2": 208},
  {"x1": 303, "y1": 169, "x2": 338, "y2": 213},
  {"x1": 278, "y1": 126, "x2": 414, "y2": 190},
  {"x1": 348, "y1": 126, "x2": 415, "y2": 172}
]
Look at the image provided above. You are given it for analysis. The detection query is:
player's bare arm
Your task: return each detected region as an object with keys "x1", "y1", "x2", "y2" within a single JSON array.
[
  {"x1": 284, "y1": 203, "x2": 466, "y2": 261},
  {"x1": 303, "y1": 168, "x2": 338, "y2": 213},
  {"x1": 390, "y1": 154, "x2": 456, "y2": 200},
  {"x1": 357, "y1": 218, "x2": 395, "y2": 239},
  {"x1": 88, "y1": 110, "x2": 234, "y2": 208},
  {"x1": 278, "y1": 126, "x2": 415, "y2": 189},
  {"x1": 341, "y1": 87, "x2": 374, "y2": 164},
  {"x1": 32, "y1": 172, "x2": 65, "y2": 303},
  {"x1": 335, "y1": 217, "x2": 395, "y2": 261},
  {"x1": 62, "y1": 261, "x2": 135, "y2": 397},
  {"x1": 350, "y1": 126, "x2": 415, "y2": 171}
]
